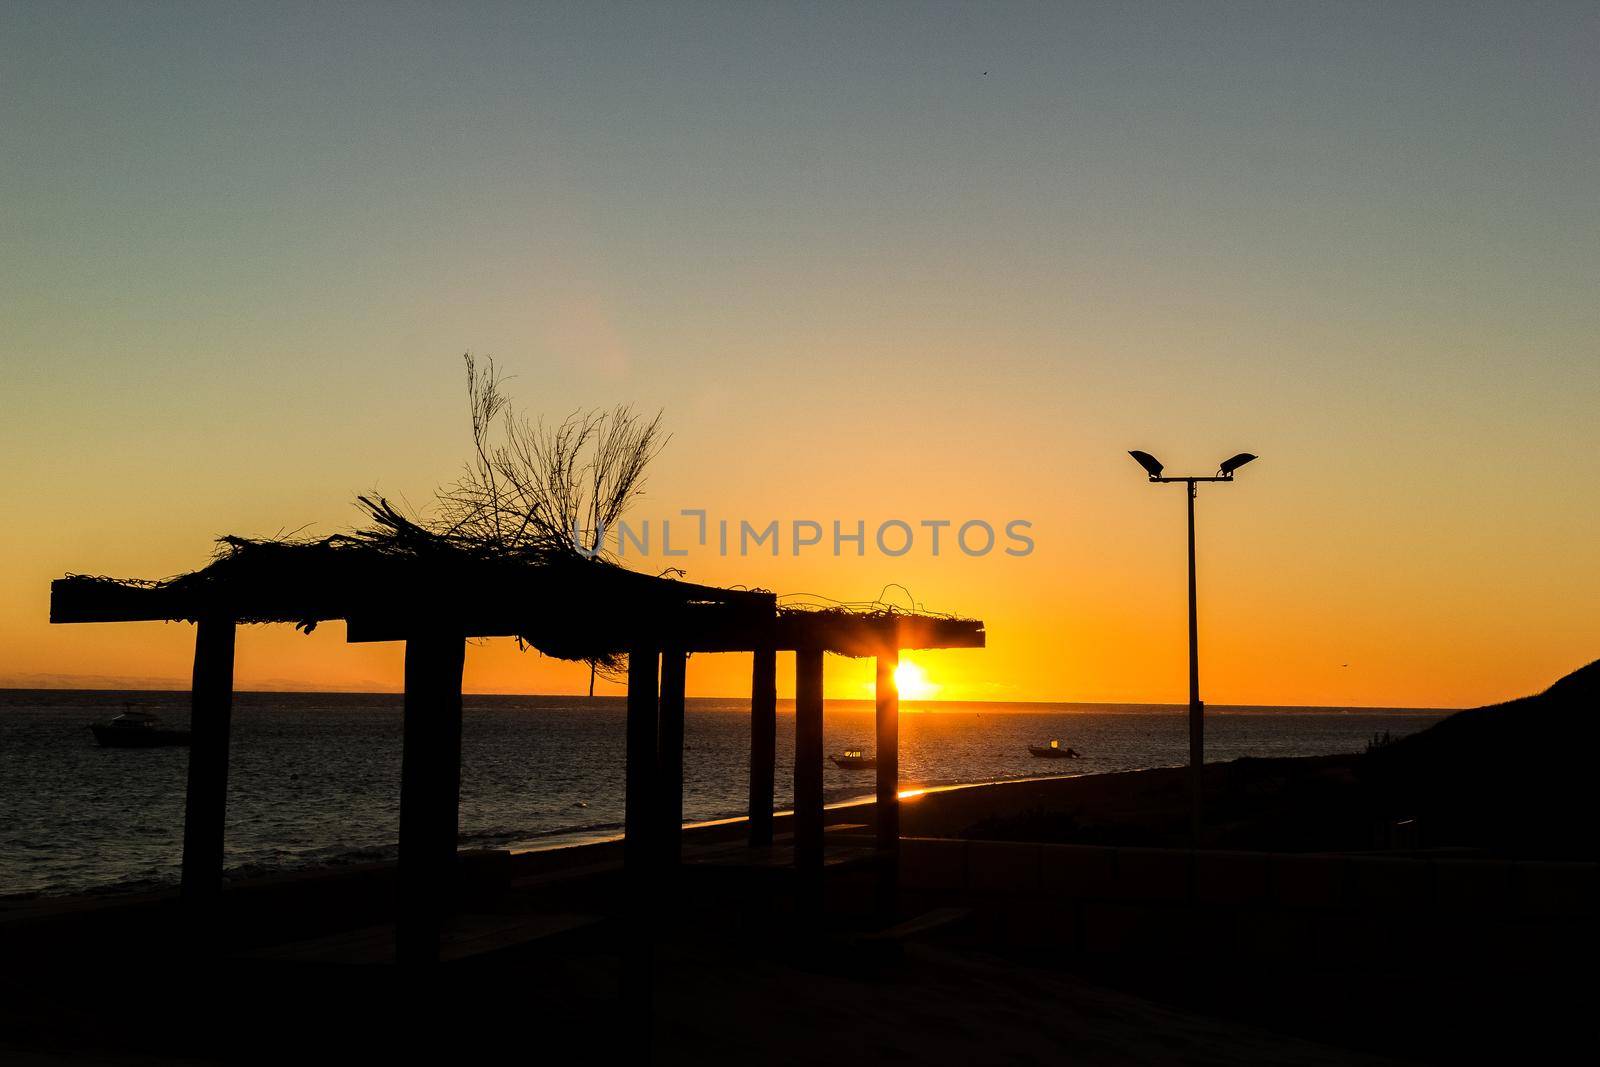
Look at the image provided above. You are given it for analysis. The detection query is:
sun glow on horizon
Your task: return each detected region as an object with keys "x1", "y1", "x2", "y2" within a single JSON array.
[{"x1": 893, "y1": 659, "x2": 937, "y2": 700}]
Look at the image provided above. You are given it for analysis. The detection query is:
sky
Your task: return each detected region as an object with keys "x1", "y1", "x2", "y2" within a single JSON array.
[{"x1": 2, "y1": 2, "x2": 1596, "y2": 707}]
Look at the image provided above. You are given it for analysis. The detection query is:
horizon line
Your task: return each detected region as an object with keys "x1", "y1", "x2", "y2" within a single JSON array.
[{"x1": 0, "y1": 685, "x2": 1461, "y2": 712}]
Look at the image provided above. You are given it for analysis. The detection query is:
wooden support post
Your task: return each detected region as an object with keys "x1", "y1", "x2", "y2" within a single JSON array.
[
  {"x1": 622, "y1": 643, "x2": 659, "y2": 1026},
  {"x1": 180, "y1": 616, "x2": 236, "y2": 916},
  {"x1": 658, "y1": 647, "x2": 687, "y2": 869},
  {"x1": 874, "y1": 650, "x2": 902, "y2": 917},
  {"x1": 624, "y1": 644, "x2": 659, "y2": 882},
  {"x1": 875, "y1": 651, "x2": 900, "y2": 851},
  {"x1": 747, "y1": 643, "x2": 777, "y2": 847},
  {"x1": 396, "y1": 629, "x2": 465, "y2": 966},
  {"x1": 793, "y1": 648, "x2": 825, "y2": 884}
]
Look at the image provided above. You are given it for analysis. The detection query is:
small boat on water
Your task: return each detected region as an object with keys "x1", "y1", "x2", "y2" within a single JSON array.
[
  {"x1": 829, "y1": 749, "x2": 876, "y2": 769},
  {"x1": 90, "y1": 708, "x2": 191, "y2": 748},
  {"x1": 1028, "y1": 739, "x2": 1080, "y2": 759}
]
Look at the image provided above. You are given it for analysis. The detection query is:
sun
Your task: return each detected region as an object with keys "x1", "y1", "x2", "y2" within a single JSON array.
[{"x1": 893, "y1": 659, "x2": 937, "y2": 700}]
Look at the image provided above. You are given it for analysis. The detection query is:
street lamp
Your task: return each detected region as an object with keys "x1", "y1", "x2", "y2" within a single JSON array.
[{"x1": 1128, "y1": 449, "x2": 1257, "y2": 847}]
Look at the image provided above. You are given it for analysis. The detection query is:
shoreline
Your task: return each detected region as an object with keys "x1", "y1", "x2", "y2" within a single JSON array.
[
  {"x1": 0, "y1": 770, "x2": 1099, "y2": 903},
  {"x1": 1, "y1": 752, "x2": 1384, "y2": 908},
  {"x1": 505, "y1": 770, "x2": 1094, "y2": 854},
  {"x1": 0, "y1": 749, "x2": 1440, "y2": 904}
]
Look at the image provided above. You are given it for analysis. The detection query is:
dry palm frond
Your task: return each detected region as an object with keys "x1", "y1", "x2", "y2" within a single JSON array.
[
  {"x1": 354, "y1": 353, "x2": 669, "y2": 679},
  {"x1": 430, "y1": 354, "x2": 666, "y2": 563}
]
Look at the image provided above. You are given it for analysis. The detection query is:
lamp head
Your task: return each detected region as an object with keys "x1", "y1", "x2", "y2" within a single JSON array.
[
  {"x1": 1128, "y1": 450, "x2": 1165, "y2": 480},
  {"x1": 1218, "y1": 452, "x2": 1258, "y2": 477}
]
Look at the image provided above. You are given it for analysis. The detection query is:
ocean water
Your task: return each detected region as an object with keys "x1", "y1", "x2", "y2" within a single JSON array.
[{"x1": 0, "y1": 690, "x2": 1447, "y2": 898}]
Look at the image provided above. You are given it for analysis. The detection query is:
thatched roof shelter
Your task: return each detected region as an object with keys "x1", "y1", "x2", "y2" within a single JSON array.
[
  {"x1": 49, "y1": 520, "x2": 986, "y2": 965},
  {"x1": 51, "y1": 531, "x2": 982, "y2": 658},
  {"x1": 50, "y1": 534, "x2": 779, "y2": 662}
]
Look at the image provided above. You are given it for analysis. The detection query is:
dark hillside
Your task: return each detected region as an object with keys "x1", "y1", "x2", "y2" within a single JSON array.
[{"x1": 1361, "y1": 658, "x2": 1600, "y2": 857}]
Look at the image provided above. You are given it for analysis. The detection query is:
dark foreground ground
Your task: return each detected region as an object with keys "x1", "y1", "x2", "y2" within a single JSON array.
[
  {"x1": 4, "y1": 661, "x2": 1595, "y2": 1064},
  {"x1": 3, "y1": 803, "x2": 1590, "y2": 1066},
  {"x1": 0, "y1": 915, "x2": 1406, "y2": 1067},
  {"x1": 4, "y1": 867, "x2": 1588, "y2": 1067}
]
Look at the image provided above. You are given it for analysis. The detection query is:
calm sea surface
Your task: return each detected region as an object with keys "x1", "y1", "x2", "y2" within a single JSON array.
[{"x1": 0, "y1": 690, "x2": 1447, "y2": 898}]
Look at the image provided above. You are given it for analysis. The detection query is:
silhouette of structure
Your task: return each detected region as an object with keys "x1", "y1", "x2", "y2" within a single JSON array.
[{"x1": 49, "y1": 538, "x2": 984, "y2": 963}]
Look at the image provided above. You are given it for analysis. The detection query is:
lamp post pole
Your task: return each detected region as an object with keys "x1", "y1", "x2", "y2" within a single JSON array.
[
  {"x1": 1127, "y1": 451, "x2": 1256, "y2": 850},
  {"x1": 1185, "y1": 480, "x2": 1202, "y2": 848}
]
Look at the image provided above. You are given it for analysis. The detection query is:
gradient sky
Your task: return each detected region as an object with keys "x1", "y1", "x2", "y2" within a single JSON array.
[{"x1": 3, "y1": 2, "x2": 1596, "y2": 707}]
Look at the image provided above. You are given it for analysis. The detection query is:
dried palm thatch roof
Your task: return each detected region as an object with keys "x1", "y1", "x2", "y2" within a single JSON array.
[
  {"x1": 52, "y1": 499, "x2": 983, "y2": 660},
  {"x1": 51, "y1": 497, "x2": 776, "y2": 665},
  {"x1": 771, "y1": 604, "x2": 984, "y2": 658}
]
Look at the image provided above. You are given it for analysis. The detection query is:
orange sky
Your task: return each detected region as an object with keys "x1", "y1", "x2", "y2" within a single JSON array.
[
  {"x1": 3, "y1": 6, "x2": 1597, "y2": 708},
  {"x1": 4, "y1": 412, "x2": 1595, "y2": 709}
]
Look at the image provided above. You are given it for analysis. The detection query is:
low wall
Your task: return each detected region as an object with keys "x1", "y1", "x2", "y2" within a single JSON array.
[{"x1": 898, "y1": 837, "x2": 1599, "y2": 970}]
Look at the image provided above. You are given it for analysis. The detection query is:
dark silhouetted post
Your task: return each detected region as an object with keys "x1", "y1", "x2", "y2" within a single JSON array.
[
  {"x1": 874, "y1": 650, "x2": 900, "y2": 850},
  {"x1": 793, "y1": 647, "x2": 824, "y2": 906},
  {"x1": 181, "y1": 616, "x2": 236, "y2": 921},
  {"x1": 1186, "y1": 482, "x2": 1202, "y2": 848},
  {"x1": 397, "y1": 627, "x2": 466, "y2": 965},
  {"x1": 658, "y1": 646, "x2": 687, "y2": 869},
  {"x1": 622, "y1": 642, "x2": 659, "y2": 1038},
  {"x1": 625, "y1": 644, "x2": 660, "y2": 881},
  {"x1": 748, "y1": 643, "x2": 777, "y2": 847}
]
